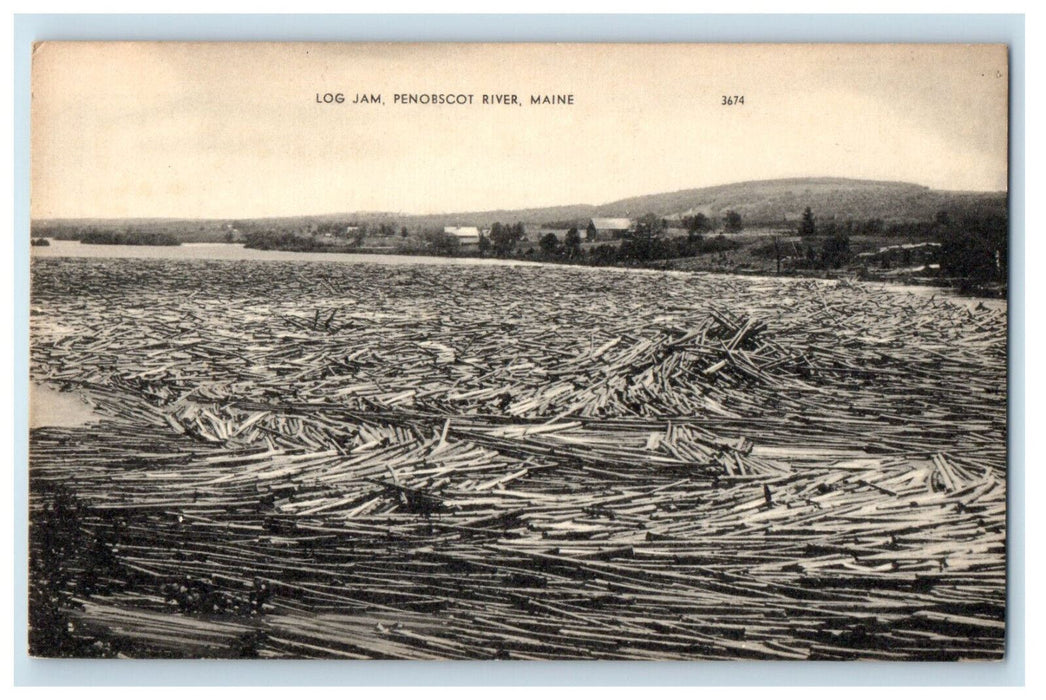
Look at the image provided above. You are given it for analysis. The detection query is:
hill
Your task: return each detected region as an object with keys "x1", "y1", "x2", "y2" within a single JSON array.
[
  {"x1": 366, "y1": 178, "x2": 1005, "y2": 228},
  {"x1": 33, "y1": 177, "x2": 1007, "y2": 234},
  {"x1": 591, "y1": 178, "x2": 1006, "y2": 225}
]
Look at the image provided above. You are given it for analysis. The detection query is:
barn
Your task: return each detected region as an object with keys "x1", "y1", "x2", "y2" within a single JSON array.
[
  {"x1": 444, "y1": 226, "x2": 481, "y2": 245},
  {"x1": 588, "y1": 218, "x2": 632, "y2": 240}
]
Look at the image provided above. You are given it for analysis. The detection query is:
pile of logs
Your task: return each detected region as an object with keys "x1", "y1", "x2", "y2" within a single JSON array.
[{"x1": 28, "y1": 258, "x2": 1007, "y2": 659}]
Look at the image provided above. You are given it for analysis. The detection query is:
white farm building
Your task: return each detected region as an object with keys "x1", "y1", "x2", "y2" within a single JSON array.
[{"x1": 444, "y1": 226, "x2": 481, "y2": 245}]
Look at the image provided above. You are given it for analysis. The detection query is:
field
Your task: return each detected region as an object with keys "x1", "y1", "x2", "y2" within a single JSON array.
[{"x1": 29, "y1": 257, "x2": 1007, "y2": 660}]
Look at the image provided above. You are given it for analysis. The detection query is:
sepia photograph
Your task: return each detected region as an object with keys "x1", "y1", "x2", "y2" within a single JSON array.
[{"x1": 27, "y1": 42, "x2": 1009, "y2": 661}]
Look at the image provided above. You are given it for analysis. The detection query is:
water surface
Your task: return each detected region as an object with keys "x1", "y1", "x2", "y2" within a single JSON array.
[{"x1": 31, "y1": 239, "x2": 541, "y2": 267}]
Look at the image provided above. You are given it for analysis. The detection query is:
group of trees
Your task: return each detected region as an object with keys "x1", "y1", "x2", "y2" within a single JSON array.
[
  {"x1": 79, "y1": 230, "x2": 180, "y2": 246},
  {"x1": 541, "y1": 211, "x2": 746, "y2": 239},
  {"x1": 534, "y1": 222, "x2": 741, "y2": 265},
  {"x1": 938, "y1": 213, "x2": 1007, "y2": 290},
  {"x1": 605, "y1": 232, "x2": 740, "y2": 265},
  {"x1": 423, "y1": 230, "x2": 460, "y2": 256},
  {"x1": 754, "y1": 235, "x2": 851, "y2": 270},
  {"x1": 798, "y1": 207, "x2": 959, "y2": 239},
  {"x1": 817, "y1": 234, "x2": 851, "y2": 269},
  {"x1": 418, "y1": 221, "x2": 527, "y2": 257},
  {"x1": 723, "y1": 210, "x2": 744, "y2": 233},
  {"x1": 678, "y1": 210, "x2": 744, "y2": 234},
  {"x1": 29, "y1": 224, "x2": 77, "y2": 240},
  {"x1": 243, "y1": 230, "x2": 325, "y2": 252},
  {"x1": 487, "y1": 222, "x2": 526, "y2": 256},
  {"x1": 538, "y1": 227, "x2": 583, "y2": 258},
  {"x1": 30, "y1": 224, "x2": 182, "y2": 245},
  {"x1": 681, "y1": 213, "x2": 712, "y2": 233},
  {"x1": 313, "y1": 222, "x2": 345, "y2": 236},
  {"x1": 633, "y1": 213, "x2": 662, "y2": 235},
  {"x1": 237, "y1": 219, "x2": 412, "y2": 247},
  {"x1": 799, "y1": 207, "x2": 817, "y2": 236},
  {"x1": 792, "y1": 206, "x2": 1008, "y2": 288},
  {"x1": 793, "y1": 208, "x2": 851, "y2": 269}
]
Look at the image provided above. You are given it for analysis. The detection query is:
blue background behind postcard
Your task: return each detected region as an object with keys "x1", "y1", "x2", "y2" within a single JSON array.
[{"x1": 12, "y1": 12, "x2": 1025, "y2": 687}]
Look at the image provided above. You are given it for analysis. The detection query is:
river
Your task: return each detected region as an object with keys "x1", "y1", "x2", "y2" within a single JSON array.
[
  {"x1": 31, "y1": 238, "x2": 1005, "y2": 311},
  {"x1": 30, "y1": 239, "x2": 543, "y2": 267}
]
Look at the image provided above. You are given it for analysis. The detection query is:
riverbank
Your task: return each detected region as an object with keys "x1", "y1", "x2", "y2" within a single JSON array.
[{"x1": 236, "y1": 232, "x2": 1007, "y2": 299}]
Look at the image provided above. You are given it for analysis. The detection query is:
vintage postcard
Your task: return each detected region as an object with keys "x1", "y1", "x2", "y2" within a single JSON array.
[{"x1": 29, "y1": 42, "x2": 1008, "y2": 660}]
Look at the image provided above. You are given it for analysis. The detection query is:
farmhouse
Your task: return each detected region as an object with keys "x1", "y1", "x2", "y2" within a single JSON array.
[
  {"x1": 588, "y1": 218, "x2": 633, "y2": 240},
  {"x1": 444, "y1": 226, "x2": 481, "y2": 245}
]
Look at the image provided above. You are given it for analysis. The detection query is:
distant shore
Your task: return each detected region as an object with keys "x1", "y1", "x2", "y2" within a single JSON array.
[
  {"x1": 31, "y1": 236, "x2": 1007, "y2": 299},
  {"x1": 241, "y1": 240, "x2": 1009, "y2": 299}
]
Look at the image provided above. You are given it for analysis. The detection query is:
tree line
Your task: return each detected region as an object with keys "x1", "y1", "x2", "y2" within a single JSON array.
[
  {"x1": 79, "y1": 230, "x2": 181, "y2": 246},
  {"x1": 788, "y1": 207, "x2": 1007, "y2": 290}
]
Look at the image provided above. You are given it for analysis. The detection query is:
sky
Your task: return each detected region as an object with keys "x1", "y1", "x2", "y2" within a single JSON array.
[{"x1": 31, "y1": 42, "x2": 1009, "y2": 220}]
